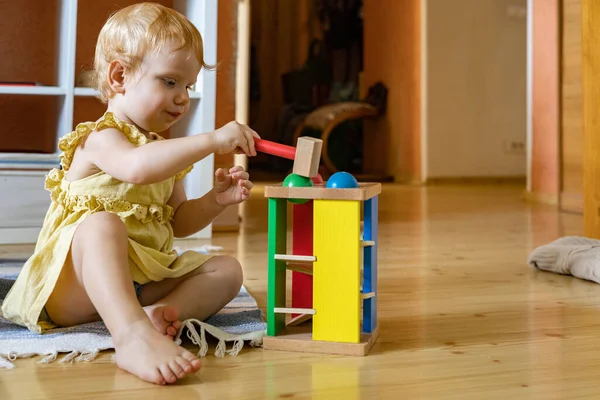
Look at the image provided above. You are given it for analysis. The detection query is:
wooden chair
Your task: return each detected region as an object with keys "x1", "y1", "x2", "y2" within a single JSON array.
[{"x1": 292, "y1": 101, "x2": 379, "y2": 175}]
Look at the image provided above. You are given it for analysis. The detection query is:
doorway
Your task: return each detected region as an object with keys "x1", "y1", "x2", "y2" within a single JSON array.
[{"x1": 246, "y1": 0, "x2": 371, "y2": 182}]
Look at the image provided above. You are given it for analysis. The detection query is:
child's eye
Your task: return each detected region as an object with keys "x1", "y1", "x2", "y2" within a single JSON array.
[
  {"x1": 186, "y1": 85, "x2": 193, "y2": 91},
  {"x1": 163, "y1": 78, "x2": 176, "y2": 87}
]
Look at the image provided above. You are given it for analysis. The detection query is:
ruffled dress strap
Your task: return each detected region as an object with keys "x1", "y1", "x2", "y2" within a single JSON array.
[
  {"x1": 174, "y1": 164, "x2": 193, "y2": 181},
  {"x1": 58, "y1": 112, "x2": 150, "y2": 172},
  {"x1": 55, "y1": 112, "x2": 193, "y2": 180}
]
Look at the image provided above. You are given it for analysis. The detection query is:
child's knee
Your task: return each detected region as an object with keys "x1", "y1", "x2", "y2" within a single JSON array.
[{"x1": 215, "y1": 255, "x2": 243, "y2": 295}]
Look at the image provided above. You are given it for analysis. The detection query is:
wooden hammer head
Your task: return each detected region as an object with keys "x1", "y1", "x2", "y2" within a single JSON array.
[{"x1": 292, "y1": 137, "x2": 323, "y2": 178}]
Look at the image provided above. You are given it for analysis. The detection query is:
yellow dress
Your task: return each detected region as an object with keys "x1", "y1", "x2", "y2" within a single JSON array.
[{"x1": 1, "y1": 112, "x2": 213, "y2": 333}]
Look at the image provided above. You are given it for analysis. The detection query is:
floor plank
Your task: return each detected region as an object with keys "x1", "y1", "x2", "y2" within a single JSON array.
[{"x1": 1, "y1": 183, "x2": 594, "y2": 399}]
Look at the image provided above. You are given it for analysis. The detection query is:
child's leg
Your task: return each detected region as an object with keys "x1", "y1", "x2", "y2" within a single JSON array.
[
  {"x1": 137, "y1": 255, "x2": 243, "y2": 322},
  {"x1": 45, "y1": 212, "x2": 201, "y2": 385}
]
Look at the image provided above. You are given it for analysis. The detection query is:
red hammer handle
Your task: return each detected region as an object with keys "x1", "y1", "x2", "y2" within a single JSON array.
[{"x1": 254, "y1": 138, "x2": 296, "y2": 160}]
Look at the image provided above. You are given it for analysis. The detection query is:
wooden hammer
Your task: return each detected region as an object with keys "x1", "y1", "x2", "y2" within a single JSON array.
[{"x1": 255, "y1": 137, "x2": 323, "y2": 178}]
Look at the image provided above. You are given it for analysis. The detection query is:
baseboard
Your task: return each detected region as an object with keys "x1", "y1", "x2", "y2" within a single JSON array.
[
  {"x1": 213, "y1": 225, "x2": 240, "y2": 232},
  {"x1": 523, "y1": 190, "x2": 559, "y2": 206},
  {"x1": 184, "y1": 225, "x2": 212, "y2": 239},
  {"x1": 559, "y1": 192, "x2": 583, "y2": 214},
  {"x1": 353, "y1": 173, "x2": 394, "y2": 182},
  {"x1": 425, "y1": 176, "x2": 527, "y2": 185}
]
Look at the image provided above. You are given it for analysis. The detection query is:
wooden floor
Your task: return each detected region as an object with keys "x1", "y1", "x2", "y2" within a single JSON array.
[{"x1": 0, "y1": 183, "x2": 595, "y2": 399}]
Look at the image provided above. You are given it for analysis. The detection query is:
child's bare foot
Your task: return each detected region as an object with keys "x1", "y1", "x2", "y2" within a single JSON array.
[
  {"x1": 144, "y1": 305, "x2": 182, "y2": 339},
  {"x1": 114, "y1": 319, "x2": 201, "y2": 385}
]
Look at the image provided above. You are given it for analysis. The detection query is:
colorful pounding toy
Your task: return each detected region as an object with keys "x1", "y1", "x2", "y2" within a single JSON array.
[
  {"x1": 263, "y1": 181, "x2": 381, "y2": 356},
  {"x1": 255, "y1": 136, "x2": 381, "y2": 356},
  {"x1": 326, "y1": 171, "x2": 359, "y2": 189}
]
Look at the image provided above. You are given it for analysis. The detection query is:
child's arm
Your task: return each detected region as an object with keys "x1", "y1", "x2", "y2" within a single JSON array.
[
  {"x1": 168, "y1": 166, "x2": 252, "y2": 237},
  {"x1": 168, "y1": 181, "x2": 225, "y2": 238},
  {"x1": 81, "y1": 121, "x2": 258, "y2": 184}
]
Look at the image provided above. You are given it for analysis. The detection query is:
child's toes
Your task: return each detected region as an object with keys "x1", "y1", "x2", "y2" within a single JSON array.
[
  {"x1": 173, "y1": 320, "x2": 182, "y2": 330},
  {"x1": 169, "y1": 360, "x2": 186, "y2": 379},
  {"x1": 163, "y1": 306, "x2": 179, "y2": 323},
  {"x1": 181, "y1": 351, "x2": 201, "y2": 371},
  {"x1": 159, "y1": 364, "x2": 178, "y2": 384},
  {"x1": 166, "y1": 325, "x2": 178, "y2": 337},
  {"x1": 176, "y1": 356, "x2": 193, "y2": 373},
  {"x1": 144, "y1": 368, "x2": 165, "y2": 385}
]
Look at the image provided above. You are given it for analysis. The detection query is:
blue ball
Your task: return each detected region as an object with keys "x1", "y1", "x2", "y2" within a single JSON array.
[{"x1": 326, "y1": 171, "x2": 359, "y2": 189}]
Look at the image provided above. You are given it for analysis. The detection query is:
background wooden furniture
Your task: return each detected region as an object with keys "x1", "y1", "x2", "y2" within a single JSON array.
[
  {"x1": 583, "y1": 0, "x2": 600, "y2": 237},
  {"x1": 0, "y1": 0, "x2": 218, "y2": 243},
  {"x1": 291, "y1": 101, "x2": 388, "y2": 179},
  {"x1": 560, "y1": 0, "x2": 583, "y2": 214}
]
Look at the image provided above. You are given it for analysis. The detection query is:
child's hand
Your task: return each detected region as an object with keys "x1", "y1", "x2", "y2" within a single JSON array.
[
  {"x1": 214, "y1": 166, "x2": 253, "y2": 206},
  {"x1": 212, "y1": 121, "x2": 260, "y2": 156}
]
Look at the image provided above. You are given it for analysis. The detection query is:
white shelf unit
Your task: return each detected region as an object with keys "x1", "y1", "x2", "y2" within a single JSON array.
[
  {"x1": 0, "y1": 86, "x2": 66, "y2": 96},
  {"x1": 0, "y1": 0, "x2": 217, "y2": 244}
]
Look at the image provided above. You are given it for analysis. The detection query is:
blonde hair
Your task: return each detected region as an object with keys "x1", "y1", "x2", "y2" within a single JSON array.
[{"x1": 93, "y1": 2, "x2": 210, "y2": 103}]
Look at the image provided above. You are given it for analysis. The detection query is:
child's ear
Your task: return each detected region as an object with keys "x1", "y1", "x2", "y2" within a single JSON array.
[{"x1": 107, "y1": 60, "x2": 126, "y2": 94}]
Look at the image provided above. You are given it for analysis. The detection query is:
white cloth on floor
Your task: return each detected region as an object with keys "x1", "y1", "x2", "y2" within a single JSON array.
[{"x1": 528, "y1": 236, "x2": 600, "y2": 283}]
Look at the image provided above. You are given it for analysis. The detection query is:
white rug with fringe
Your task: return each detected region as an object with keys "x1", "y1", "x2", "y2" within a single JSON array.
[{"x1": 0, "y1": 246, "x2": 266, "y2": 369}]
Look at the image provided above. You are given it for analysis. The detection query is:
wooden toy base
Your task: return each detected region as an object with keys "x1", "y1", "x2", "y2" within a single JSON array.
[{"x1": 263, "y1": 324, "x2": 379, "y2": 356}]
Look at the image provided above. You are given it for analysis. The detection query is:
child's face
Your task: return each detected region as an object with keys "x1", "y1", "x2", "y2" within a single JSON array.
[{"x1": 119, "y1": 42, "x2": 201, "y2": 133}]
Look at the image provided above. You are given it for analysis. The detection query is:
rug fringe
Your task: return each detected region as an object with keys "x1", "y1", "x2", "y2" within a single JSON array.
[
  {"x1": 59, "y1": 351, "x2": 79, "y2": 363},
  {"x1": 230, "y1": 339, "x2": 244, "y2": 356},
  {"x1": 175, "y1": 319, "x2": 265, "y2": 358},
  {"x1": 199, "y1": 326, "x2": 208, "y2": 357},
  {"x1": 213, "y1": 338, "x2": 245, "y2": 357},
  {"x1": 39, "y1": 351, "x2": 58, "y2": 364},
  {"x1": 77, "y1": 350, "x2": 99, "y2": 362},
  {"x1": 0, "y1": 354, "x2": 14, "y2": 369},
  {"x1": 180, "y1": 322, "x2": 209, "y2": 357},
  {"x1": 0, "y1": 349, "x2": 102, "y2": 367},
  {"x1": 215, "y1": 339, "x2": 226, "y2": 357},
  {"x1": 57, "y1": 349, "x2": 99, "y2": 364}
]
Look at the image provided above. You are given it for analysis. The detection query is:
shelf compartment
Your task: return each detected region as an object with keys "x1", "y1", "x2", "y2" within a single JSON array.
[
  {"x1": 0, "y1": 0, "x2": 61, "y2": 87},
  {"x1": 0, "y1": 95, "x2": 62, "y2": 153}
]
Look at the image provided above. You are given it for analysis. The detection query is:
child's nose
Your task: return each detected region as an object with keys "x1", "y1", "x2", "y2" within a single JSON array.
[{"x1": 174, "y1": 91, "x2": 189, "y2": 106}]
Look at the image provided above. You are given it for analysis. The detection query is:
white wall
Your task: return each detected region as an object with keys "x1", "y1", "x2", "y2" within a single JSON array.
[{"x1": 425, "y1": 0, "x2": 527, "y2": 178}]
